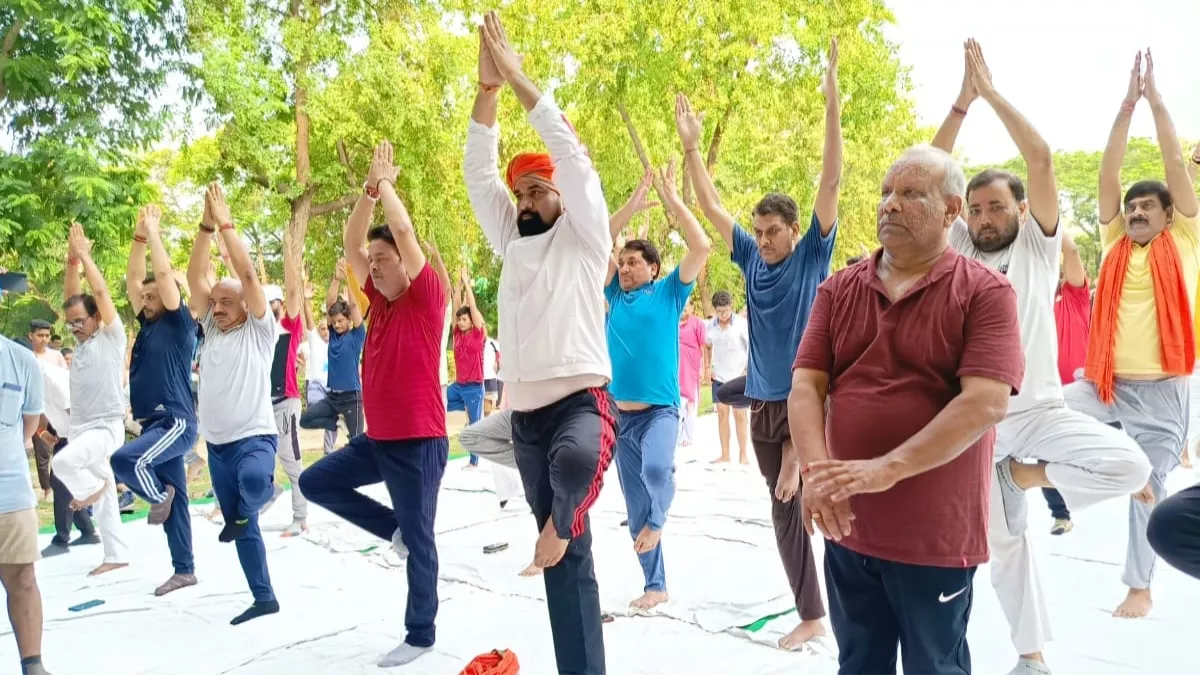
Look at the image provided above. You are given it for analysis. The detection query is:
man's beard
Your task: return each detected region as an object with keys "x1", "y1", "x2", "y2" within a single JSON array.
[
  {"x1": 517, "y1": 210, "x2": 553, "y2": 237},
  {"x1": 971, "y1": 214, "x2": 1020, "y2": 253}
]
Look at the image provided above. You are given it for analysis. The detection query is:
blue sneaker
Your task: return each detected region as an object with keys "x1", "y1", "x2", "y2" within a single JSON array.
[{"x1": 118, "y1": 490, "x2": 136, "y2": 514}]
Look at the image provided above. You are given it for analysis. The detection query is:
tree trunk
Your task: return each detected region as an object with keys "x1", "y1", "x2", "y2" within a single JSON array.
[
  {"x1": 705, "y1": 104, "x2": 733, "y2": 175},
  {"x1": 286, "y1": 0, "x2": 313, "y2": 286},
  {"x1": 616, "y1": 102, "x2": 674, "y2": 228},
  {"x1": 0, "y1": 19, "x2": 26, "y2": 104}
]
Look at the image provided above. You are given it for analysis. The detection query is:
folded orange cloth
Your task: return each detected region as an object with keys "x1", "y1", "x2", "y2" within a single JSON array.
[{"x1": 459, "y1": 649, "x2": 519, "y2": 675}]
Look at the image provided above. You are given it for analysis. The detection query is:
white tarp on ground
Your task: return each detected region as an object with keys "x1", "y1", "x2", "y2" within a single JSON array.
[{"x1": 5, "y1": 413, "x2": 1199, "y2": 675}]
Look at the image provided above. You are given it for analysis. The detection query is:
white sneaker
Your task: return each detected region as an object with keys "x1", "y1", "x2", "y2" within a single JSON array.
[
  {"x1": 1008, "y1": 658, "x2": 1052, "y2": 675},
  {"x1": 391, "y1": 528, "x2": 409, "y2": 560}
]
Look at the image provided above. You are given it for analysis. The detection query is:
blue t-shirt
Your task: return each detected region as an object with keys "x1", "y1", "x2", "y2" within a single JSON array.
[
  {"x1": 327, "y1": 323, "x2": 366, "y2": 392},
  {"x1": 0, "y1": 337, "x2": 43, "y2": 513},
  {"x1": 130, "y1": 306, "x2": 199, "y2": 422},
  {"x1": 733, "y1": 213, "x2": 836, "y2": 401},
  {"x1": 605, "y1": 267, "x2": 695, "y2": 406}
]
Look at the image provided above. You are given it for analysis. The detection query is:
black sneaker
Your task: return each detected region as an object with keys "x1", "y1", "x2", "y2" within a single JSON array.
[
  {"x1": 219, "y1": 518, "x2": 250, "y2": 543},
  {"x1": 70, "y1": 533, "x2": 101, "y2": 546}
]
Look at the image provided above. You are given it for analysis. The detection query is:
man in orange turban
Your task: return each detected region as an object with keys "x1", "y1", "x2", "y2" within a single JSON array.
[{"x1": 504, "y1": 152, "x2": 560, "y2": 237}]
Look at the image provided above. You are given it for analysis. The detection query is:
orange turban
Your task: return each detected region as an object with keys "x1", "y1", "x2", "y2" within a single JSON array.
[{"x1": 505, "y1": 153, "x2": 556, "y2": 193}]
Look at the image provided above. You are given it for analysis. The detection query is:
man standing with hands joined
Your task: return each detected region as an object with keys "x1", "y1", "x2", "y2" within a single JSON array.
[
  {"x1": 932, "y1": 41, "x2": 1150, "y2": 675},
  {"x1": 676, "y1": 37, "x2": 841, "y2": 650},
  {"x1": 605, "y1": 160, "x2": 709, "y2": 611},
  {"x1": 1063, "y1": 50, "x2": 1200, "y2": 620},
  {"x1": 299, "y1": 141, "x2": 448, "y2": 669},
  {"x1": 464, "y1": 12, "x2": 617, "y2": 674},
  {"x1": 186, "y1": 183, "x2": 282, "y2": 626},
  {"x1": 111, "y1": 205, "x2": 203, "y2": 597},
  {"x1": 53, "y1": 223, "x2": 131, "y2": 578}
]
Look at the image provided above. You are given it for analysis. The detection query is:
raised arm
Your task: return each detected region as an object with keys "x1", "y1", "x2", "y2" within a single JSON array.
[
  {"x1": 127, "y1": 209, "x2": 150, "y2": 315},
  {"x1": 373, "y1": 141, "x2": 427, "y2": 279},
  {"x1": 282, "y1": 231, "x2": 304, "y2": 319},
  {"x1": 343, "y1": 192, "x2": 373, "y2": 284},
  {"x1": 676, "y1": 93, "x2": 736, "y2": 249},
  {"x1": 608, "y1": 171, "x2": 658, "y2": 242},
  {"x1": 931, "y1": 42, "x2": 984, "y2": 153},
  {"x1": 143, "y1": 205, "x2": 181, "y2": 311},
  {"x1": 186, "y1": 203, "x2": 215, "y2": 317},
  {"x1": 1142, "y1": 50, "x2": 1199, "y2": 219},
  {"x1": 1099, "y1": 53, "x2": 1142, "y2": 226},
  {"x1": 68, "y1": 223, "x2": 118, "y2": 325},
  {"x1": 813, "y1": 37, "x2": 842, "y2": 234},
  {"x1": 483, "y1": 12, "x2": 611, "y2": 257},
  {"x1": 967, "y1": 40, "x2": 1057, "y2": 233},
  {"x1": 64, "y1": 242, "x2": 82, "y2": 300},
  {"x1": 346, "y1": 278, "x2": 364, "y2": 327},
  {"x1": 660, "y1": 159, "x2": 711, "y2": 283},
  {"x1": 465, "y1": 24, "x2": 518, "y2": 255},
  {"x1": 459, "y1": 267, "x2": 486, "y2": 330},
  {"x1": 302, "y1": 283, "x2": 316, "y2": 331},
  {"x1": 326, "y1": 260, "x2": 344, "y2": 311},
  {"x1": 1061, "y1": 235, "x2": 1087, "y2": 288},
  {"x1": 209, "y1": 183, "x2": 268, "y2": 320},
  {"x1": 423, "y1": 240, "x2": 452, "y2": 300}
]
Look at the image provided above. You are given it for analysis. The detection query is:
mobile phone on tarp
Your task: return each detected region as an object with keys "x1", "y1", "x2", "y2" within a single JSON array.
[
  {"x1": 0, "y1": 272, "x2": 28, "y2": 293},
  {"x1": 483, "y1": 542, "x2": 509, "y2": 554}
]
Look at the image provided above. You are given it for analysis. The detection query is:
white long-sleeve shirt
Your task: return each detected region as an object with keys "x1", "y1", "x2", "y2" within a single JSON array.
[{"x1": 464, "y1": 95, "x2": 612, "y2": 411}]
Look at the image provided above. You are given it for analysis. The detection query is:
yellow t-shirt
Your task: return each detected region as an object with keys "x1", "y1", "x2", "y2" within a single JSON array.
[
  {"x1": 1101, "y1": 213, "x2": 1200, "y2": 375},
  {"x1": 344, "y1": 263, "x2": 371, "y2": 314}
]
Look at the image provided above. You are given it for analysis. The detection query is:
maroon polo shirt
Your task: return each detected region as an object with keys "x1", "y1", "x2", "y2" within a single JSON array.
[{"x1": 793, "y1": 246, "x2": 1023, "y2": 568}]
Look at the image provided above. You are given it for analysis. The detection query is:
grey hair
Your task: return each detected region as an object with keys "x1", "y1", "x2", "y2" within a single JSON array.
[{"x1": 896, "y1": 145, "x2": 966, "y2": 198}]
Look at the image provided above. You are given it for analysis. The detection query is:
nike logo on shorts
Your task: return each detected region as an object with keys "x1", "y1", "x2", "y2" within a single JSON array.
[{"x1": 938, "y1": 587, "x2": 968, "y2": 603}]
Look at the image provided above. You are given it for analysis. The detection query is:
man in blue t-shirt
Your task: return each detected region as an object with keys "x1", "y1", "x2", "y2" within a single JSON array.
[
  {"x1": 110, "y1": 205, "x2": 202, "y2": 597},
  {"x1": 300, "y1": 261, "x2": 366, "y2": 442},
  {"x1": 675, "y1": 54, "x2": 842, "y2": 648},
  {"x1": 604, "y1": 161, "x2": 710, "y2": 612}
]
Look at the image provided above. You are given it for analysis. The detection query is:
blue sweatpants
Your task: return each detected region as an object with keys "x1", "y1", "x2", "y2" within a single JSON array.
[
  {"x1": 447, "y1": 381, "x2": 485, "y2": 465},
  {"x1": 299, "y1": 434, "x2": 448, "y2": 648},
  {"x1": 825, "y1": 541, "x2": 976, "y2": 675},
  {"x1": 614, "y1": 405, "x2": 679, "y2": 592},
  {"x1": 207, "y1": 434, "x2": 278, "y2": 603},
  {"x1": 110, "y1": 416, "x2": 198, "y2": 575}
]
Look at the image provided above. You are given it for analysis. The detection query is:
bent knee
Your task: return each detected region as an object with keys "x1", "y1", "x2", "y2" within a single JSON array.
[
  {"x1": 1146, "y1": 500, "x2": 1182, "y2": 553},
  {"x1": 642, "y1": 462, "x2": 674, "y2": 489},
  {"x1": 0, "y1": 564, "x2": 37, "y2": 593}
]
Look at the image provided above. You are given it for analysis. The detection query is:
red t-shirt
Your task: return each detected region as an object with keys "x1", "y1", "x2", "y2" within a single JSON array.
[
  {"x1": 453, "y1": 326, "x2": 486, "y2": 384},
  {"x1": 793, "y1": 248, "x2": 1024, "y2": 568},
  {"x1": 1054, "y1": 281, "x2": 1090, "y2": 385},
  {"x1": 362, "y1": 265, "x2": 448, "y2": 440}
]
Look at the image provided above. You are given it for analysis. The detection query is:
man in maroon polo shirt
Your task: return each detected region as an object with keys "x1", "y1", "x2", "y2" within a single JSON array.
[
  {"x1": 788, "y1": 145, "x2": 1024, "y2": 675},
  {"x1": 299, "y1": 140, "x2": 448, "y2": 669}
]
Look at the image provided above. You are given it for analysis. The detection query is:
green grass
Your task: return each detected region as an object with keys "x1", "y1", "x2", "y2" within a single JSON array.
[{"x1": 33, "y1": 385, "x2": 714, "y2": 532}]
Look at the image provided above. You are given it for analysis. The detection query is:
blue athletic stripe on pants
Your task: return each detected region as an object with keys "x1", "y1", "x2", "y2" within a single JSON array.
[
  {"x1": 111, "y1": 416, "x2": 198, "y2": 575},
  {"x1": 299, "y1": 434, "x2": 448, "y2": 648},
  {"x1": 208, "y1": 434, "x2": 278, "y2": 603},
  {"x1": 614, "y1": 405, "x2": 678, "y2": 593}
]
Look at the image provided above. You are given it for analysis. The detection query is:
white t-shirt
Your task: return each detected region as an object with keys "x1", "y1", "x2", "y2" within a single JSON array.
[
  {"x1": 40, "y1": 362, "x2": 71, "y2": 435},
  {"x1": 483, "y1": 338, "x2": 499, "y2": 380},
  {"x1": 69, "y1": 318, "x2": 128, "y2": 434},
  {"x1": 305, "y1": 328, "x2": 329, "y2": 387},
  {"x1": 950, "y1": 216, "x2": 1062, "y2": 413},
  {"x1": 198, "y1": 309, "x2": 279, "y2": 444},
  {"x1": 439, "y1": 300, "x2": 453, "y2": 386},
  {"x1": 706, "y1": 314, "x2": 750, "y2": 383}
]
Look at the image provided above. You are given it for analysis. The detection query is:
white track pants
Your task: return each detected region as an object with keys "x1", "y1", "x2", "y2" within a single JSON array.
[{"x1": 52, "y1": 419, "x2": 130, "y2": 565}]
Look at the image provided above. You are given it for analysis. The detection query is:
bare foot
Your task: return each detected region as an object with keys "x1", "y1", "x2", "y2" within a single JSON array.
[
  {"x1": 679, "y1": 440, "x2": 692, "y2": 448},
  {"x1": 710, "y1": 456, "x2": 730, "y2": 464},
  {"x1": 739, "y1": 455, "x2": 750, "y2": 465},
  {"x1": 88, "y1": 562, "x2": 129, "y2": 577},
  {"x1": 534, "y1": 523, "x2": 569, "y2": 568},
  {"x1": 518, "y1": 562, "x2": 543, "y2": 577},
  {"x1": 70, "y1": 479, "x2": 110, "y2": 511},
  {"x1": 1182, "y1": 451, "x2": 1193, "y2": 469},
  {"x1": 778, "y1": 619, "x2": 826, "y2": 650},
  {"x1": 1132, "y1": 482, "x2": 1156, "y2": 506},
  {"x1": 206, "y1": 507, "x2": 223, "y2": 522},
  {"x1": 633, "y1": 525, "x2": 662, "y2": 554},
  {"x1": 1113, "y1": 588, "x2": 1153, "y2": 618},
  {"x1": 630, "y1": 590, "x2": 668, "y2": 611},
  {"x1": 462, "y1": 464, "x2": 477, "y2": 471}
]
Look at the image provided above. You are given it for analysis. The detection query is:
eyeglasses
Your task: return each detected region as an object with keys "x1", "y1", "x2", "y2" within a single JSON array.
[{"x1": 65, "y1": 318, "x2": 88, "y2": 329}]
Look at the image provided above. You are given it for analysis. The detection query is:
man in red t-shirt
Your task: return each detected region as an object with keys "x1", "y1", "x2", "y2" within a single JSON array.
[
  {"x1": 298, "y1": 141, "x2": 447, "y2": 669},
  {"x1": 1042, "y1": 236, "x2": 1092, "y2": 533},
  {"x1": 789, "y1": 146, "x2": 1024, "y2": 674},
  {"x1": 449, "y1": 267, "x2": 488, "y2": 467}
]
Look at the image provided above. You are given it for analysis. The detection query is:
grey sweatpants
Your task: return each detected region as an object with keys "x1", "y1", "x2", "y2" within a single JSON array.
[
  {"x1": 273, "y1": 397, "x2": 308, "y2": 521},
  {"x1": 458, "y1": 410, "x2": 523, "y2": 503},
  {"x1": 1063, "y1": 377, "x2": 1187, "y2": 590}
]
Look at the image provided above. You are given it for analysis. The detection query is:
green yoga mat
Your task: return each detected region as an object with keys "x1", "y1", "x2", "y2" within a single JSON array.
[{"x1": 37, "y1": 447, "x2": 470, "y2": 535}]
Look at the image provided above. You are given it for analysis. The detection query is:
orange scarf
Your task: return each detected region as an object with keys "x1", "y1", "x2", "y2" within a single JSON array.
[
  {"x1": 1085, "y1": 232, "x2": 1194, "y2": 404},
  {"x1": 459, "y1": 650, "x2": 520, "y2": 675}
]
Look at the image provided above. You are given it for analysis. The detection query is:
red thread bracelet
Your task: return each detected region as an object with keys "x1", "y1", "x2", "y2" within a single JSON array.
[
  {"x1": 219, "y1": 222, "x2": 235, "y2": 232},
  {"x1": 950, "y1": 105, "x2": 968, "y2": 117},
  {"x1": 133, "y1": 235, "x2": 148, "y2": 244}
]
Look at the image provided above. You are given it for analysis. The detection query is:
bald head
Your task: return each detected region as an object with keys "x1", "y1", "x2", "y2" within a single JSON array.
[
  {"x1": 877, "y1": 145, "x2": 965, "y2": 258},
  {"x1": 210, "y1": 278, "x2": 248, "y2": 331}
]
